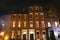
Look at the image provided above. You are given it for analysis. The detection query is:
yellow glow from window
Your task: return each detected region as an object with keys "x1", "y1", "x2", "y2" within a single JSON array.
[
  {"x1": 18, "y1": 21, "x2": 21, "y2": 27},
  {"x1": 11, "y1": 31, "x2": 15, "y2": 39},
  {"x1": 48, "y1": 22, "x2": 51, "y2": 27},
  {"x1": 13, "y1": 21, "x2": 15, "y2": 27},
  {"x1": 24, "y1": 21, "x2": 27, "y2": 27}
]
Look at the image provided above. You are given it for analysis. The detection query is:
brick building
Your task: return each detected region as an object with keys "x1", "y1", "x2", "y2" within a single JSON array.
[{"x1": 8, "y1": 5, "x2": 59, "y2": 40}]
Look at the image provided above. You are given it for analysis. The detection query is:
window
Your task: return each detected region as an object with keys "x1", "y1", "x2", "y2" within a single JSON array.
[
  {"x1": 40, "y1": 13, "x2": 43, "y2": 15},
  {"x1": 11, "y1": 31, "x2": 15, "y2": 39},
  {"x1": 35, "y1": 6, "x2": 38, "y2": 10},
  {"x1": 18, "y1": 21, "x2": 21, "y2": 27},
  {"x1": 24, "y1": 14, "x2": 27, "y2": 19},
  {"x1": 35, "y1": 6, "x2": 38, "y2": 11},
  {"x1": 41, "y1": 21, "x2": 45, "y2": 27},
  {"x1": 13, "y1": 21, "x2": 16, "y2": 27},
  {"x1": 19, "y1": 16, "x2": 21, "y2": 19},
  {"x1": 29, "y1": 13, "x2": 33, "y2": 19},
  {"x1": 24, "y1": 21, "x2": 27, "y2": 27},
  {"x1": 13, "y1": 16, "x2": 16, "y2": 19},
  {"x1": 13, "y1": 14, "x2": 16, "y2": 19},
  {"x1": 36, "y1": 21, "x2": 39, "y2": 27},
  {"x1": 42, "y1": 30, "x2": 46, "y2": 40},
  {"x1": 55, "y1": 21, "x2": 58, "y2": 27},
  {"x1": 17, "y1": 30, "x2": 20, "y2": 35},
  {"x1": 29, "y1": 6, "x2": 33, "y2": 12},
  {"x1": 40, "y1": 13, "x2": 44, "y2": 18},
  {"x1": 35, "y1": 13, "x2": 39, "y2": 19},
  {"x1": 48, "y1": 22, "x2": 51, "y2": 27},
  {"x1": 30, "y1": 21, "x2": 33, "y2": 27},
  {"x1": 41, "y1": 15, "x2": 44, "y2": 18},
  {"x1": 36, "y1": 31, "x2": 39, "y2": 39},
  {"x1": 19, "y1": 14, "x2": 22, "y2": 19}
]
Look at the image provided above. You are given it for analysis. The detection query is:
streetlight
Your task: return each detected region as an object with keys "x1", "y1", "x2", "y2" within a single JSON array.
[
  {"x1": 0, "y1": 32, "x2": 5, "y2": 40},
  {"x1": 0, "y1": 32, "x2": 5, "y2": 36},
  {"x1": 4, "y1": 35, "x2": 9, "y2": 40}
]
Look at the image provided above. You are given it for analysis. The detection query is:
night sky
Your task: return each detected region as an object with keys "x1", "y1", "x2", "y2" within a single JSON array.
[
  {"x1": 0, "y1": 0, "x2": 60, "y2": 29},
  {"x1": 0, "y1": 0, "x2": 60, "y2": 16}
]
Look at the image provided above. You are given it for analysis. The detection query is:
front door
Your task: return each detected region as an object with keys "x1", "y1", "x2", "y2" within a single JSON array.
[
  {"x1": 36, "y1": 30, "x2": 40, "y2": 40},
  {"x1": 22, "y1": 29, "x2": 27, "y2": 40},
  {"x1": 30, "y1": 34, "x2": 34, "y2": 40},
  {"x1": 23, "y1": 34, "x2": 26, "y2": 40},
  {"x1": 29, "y1": 29, "x2": 35, "y2": 40}
]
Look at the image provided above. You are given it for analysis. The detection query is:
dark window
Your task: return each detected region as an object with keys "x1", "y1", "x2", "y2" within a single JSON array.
[
  {"x1": 36, "y1": 15, "x2": 38, "y2": 18},
  {"x1": 19, "y1": 16, "x2": 22, "y2": 19},
  {"x1": 40, "y1": 15, "x2": 44, "y2": 18},
  {"x1": 58, "y1": 34, "x2": 60, "y2": 38},
  {"x1": 43, "y1": 32, "x2": 45, "y2": 34},
  {"x1": 13, "y1": 16, "x2": 16, "y2": 19},
  {"x1": 36, "y1": 32, "x2": 39, "y2": 39},
  {"x1": 16, "y1": 35, "x2": 20, "y2": 40},
  {"x1": 29, "y1": 15, "x2": 32, "y2": 19}
]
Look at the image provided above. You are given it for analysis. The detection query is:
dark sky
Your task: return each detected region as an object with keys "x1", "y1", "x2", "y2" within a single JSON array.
[{"x1": 0, "y1": 0, "x2": 60, "y2": 16}]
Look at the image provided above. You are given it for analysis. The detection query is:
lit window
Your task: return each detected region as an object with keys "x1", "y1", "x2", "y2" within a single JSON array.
[
  {"x1": 11, "y1": 31, "x2": 15, "y2": 39},
  {"x1": 30, "y1": 21, "x2": 33, "y2": 27},
  {"x1": 18, "y1": 21, "x2": 21, "y2": 27},
  {"x1": 35, "y1": 13, "x2": 39, "y2": 19},
  {"x1": 36, "y1": 21, "x2": 39, "y2": 27},
  {"x1": 29, "y1": 13, "x2": 33, "y2": 19},
  {"x1": 17, "y1": 31, "x2": 20, "y2": 35},
  {"x1": 41, "y1": 21, "x2": 45, "y2": 27},
  {"x1": 13, "y1": 21, "x2": 16, "y2": 27},
  {"x1": 55, "y1": 21, "x2": 58, "y2": 27},
  {"x1": 24, "y1": 21, "x2": 27, "y2": 27},
  {"x1": 48, "y1": 22, "x2": 51, "y2": 27}
]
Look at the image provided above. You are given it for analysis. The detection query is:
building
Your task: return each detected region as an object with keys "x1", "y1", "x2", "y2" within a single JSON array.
[{"x1": 6, "y1": 5, "x2": 59, "y2": 40}]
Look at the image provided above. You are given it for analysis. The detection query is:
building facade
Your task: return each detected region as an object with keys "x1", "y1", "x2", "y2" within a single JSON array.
[{"x1": 8, "y1": 5, "x2": 59, "y2": 40}]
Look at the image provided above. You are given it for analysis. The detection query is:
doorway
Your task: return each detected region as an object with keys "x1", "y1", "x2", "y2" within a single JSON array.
[
  {"x1": 23, "y1": 34, "x2": 26, "y2": 40},
  {"x1": 22, "y1": 29, "x2": 27, "y2": 40},
  {"x1": 29, "y1": 29, "x2": 35, "y2": 40}
]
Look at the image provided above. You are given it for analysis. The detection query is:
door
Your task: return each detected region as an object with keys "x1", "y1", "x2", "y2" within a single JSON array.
[
  {"x1": 43, "y1": 32, "x2": 46, "y2": 40},
  {"x1": 30, "y1": 34, "x2": 34, "y2": 40},
  {"x1": 29, "y1": 29, "x2": 35, "y2": 40},
  {"x1": 23, "y1": 34, "x2": 26, "y2": 40},
  {"x1": 49, "y1": 31, "x2": 56, "y2": 40},
  {"x1": 36, "y1": 31, "x2": 40, "y2": 40},
  {"x1": 22, "y1": 29, "x2": 27, "y2": 40}
]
